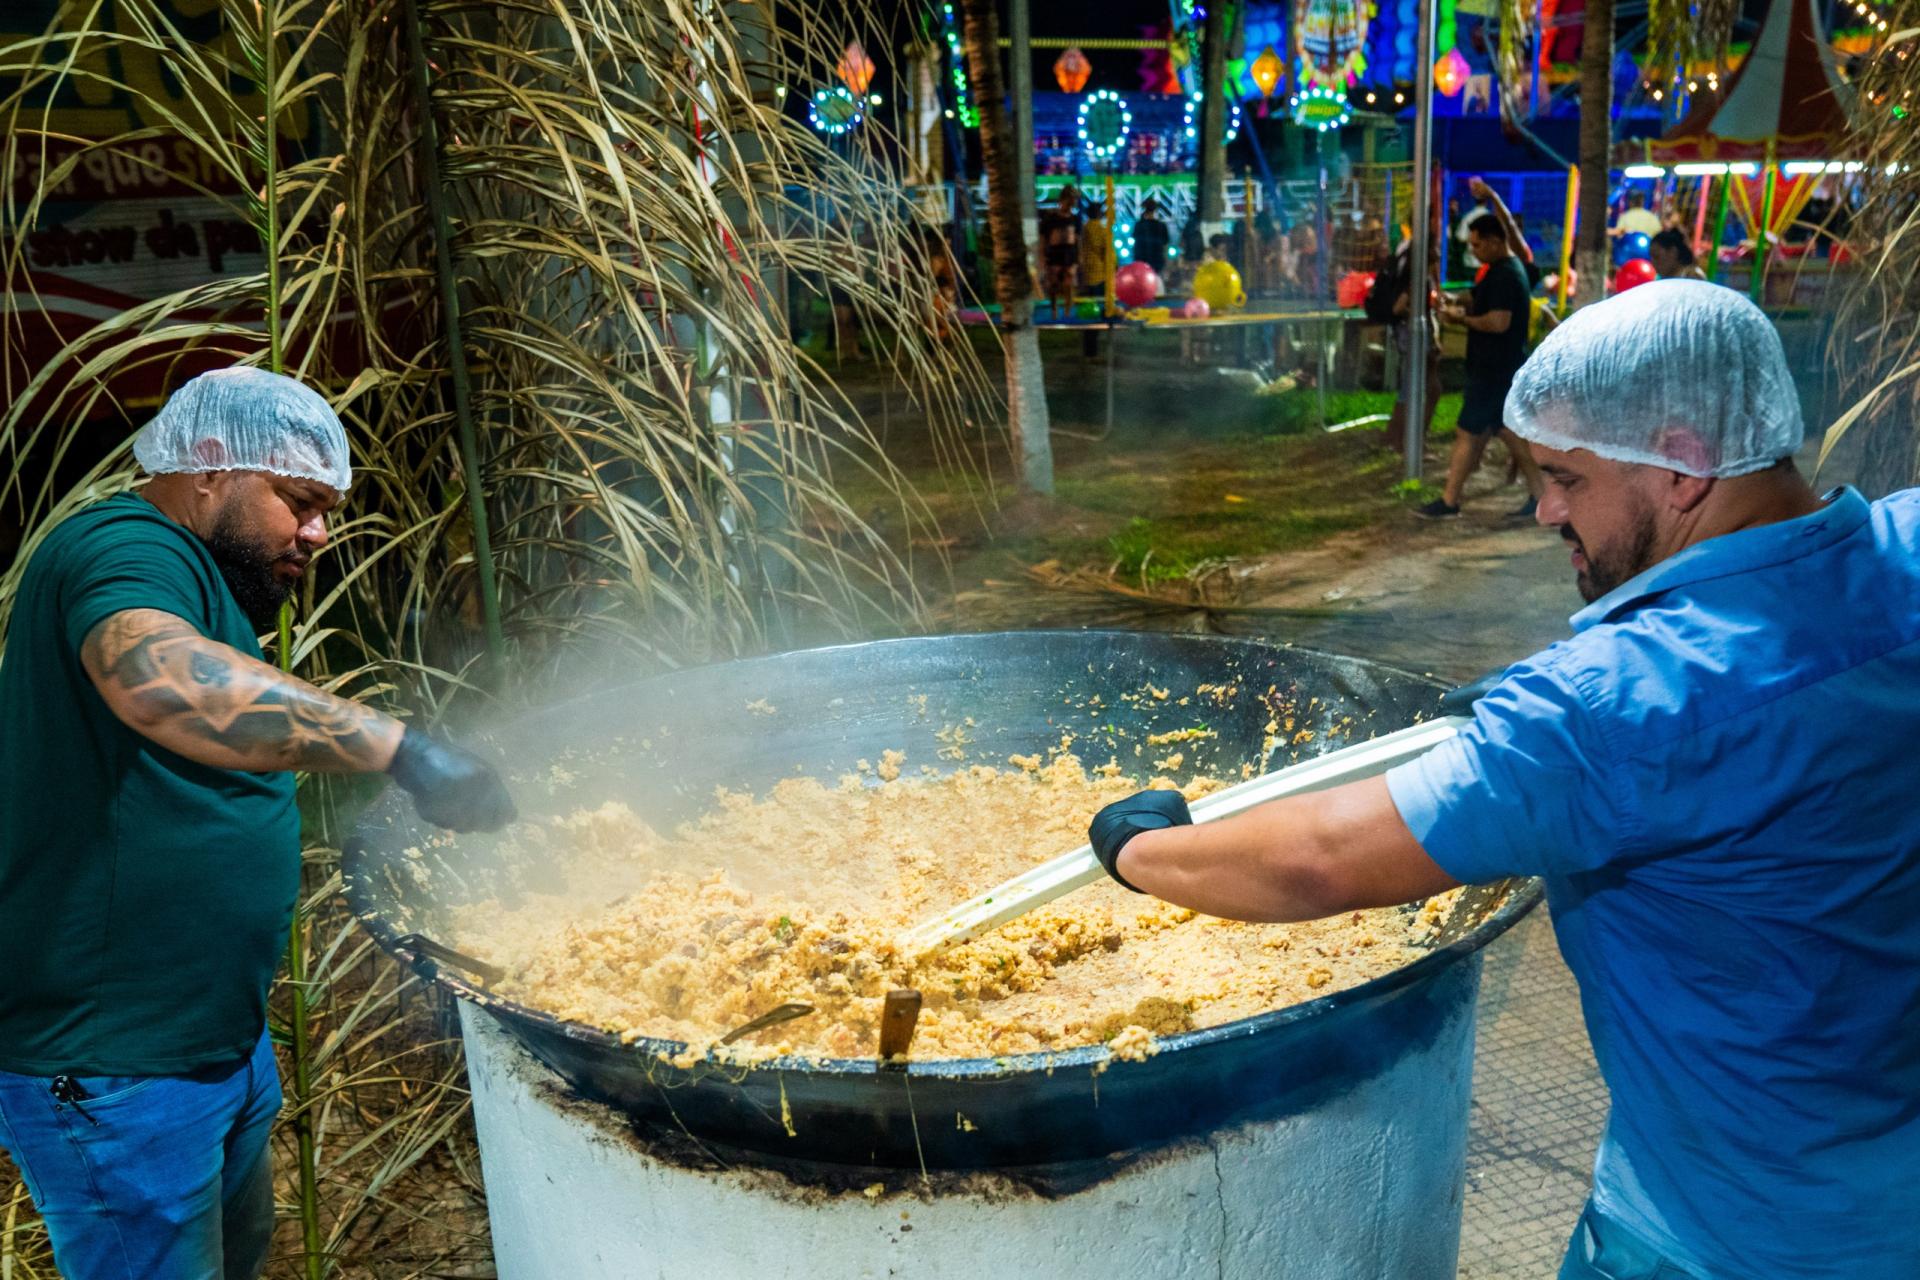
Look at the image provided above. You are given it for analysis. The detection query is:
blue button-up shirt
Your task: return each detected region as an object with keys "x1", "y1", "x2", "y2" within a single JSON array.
[{"x1": 1388, "y1": 487, "x2": 1920, "y2": 1278}]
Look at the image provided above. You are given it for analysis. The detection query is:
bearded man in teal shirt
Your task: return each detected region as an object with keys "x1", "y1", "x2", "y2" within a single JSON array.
[{"x1": 0, "y1": 367, "x2": 515, "y2": 1280}]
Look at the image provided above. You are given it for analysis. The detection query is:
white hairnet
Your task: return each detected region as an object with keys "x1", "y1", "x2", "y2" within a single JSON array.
[
  {"x1": 1504, "y1": 279, "x2": 1802, "y2": 478},
  {"x1": 134, "y1": 367, "x2": 352, "y2": 492}
]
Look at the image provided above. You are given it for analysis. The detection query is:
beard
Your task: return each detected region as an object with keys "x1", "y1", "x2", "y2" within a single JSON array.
[
  {"x1": 1564, "y1": 504, "x2": 1659, "y2": 604},
  {"x1": 205, "y1": 506, "x2": 298, "y2": 627}
]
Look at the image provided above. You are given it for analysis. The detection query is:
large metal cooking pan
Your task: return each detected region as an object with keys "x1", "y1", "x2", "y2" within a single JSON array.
[{"x1": 344, "y1": 631, "x2": 1538, "y2": 1171}]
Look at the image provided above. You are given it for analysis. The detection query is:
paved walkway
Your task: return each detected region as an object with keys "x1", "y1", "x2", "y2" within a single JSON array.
[{"x1": 1242, "y1": 484, "x2": 1607, "y2": 1277}]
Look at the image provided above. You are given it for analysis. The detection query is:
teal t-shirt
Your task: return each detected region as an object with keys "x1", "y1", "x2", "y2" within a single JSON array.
[{"x1": 0, "y1": 493, "x2": 300, "y2": 1075}]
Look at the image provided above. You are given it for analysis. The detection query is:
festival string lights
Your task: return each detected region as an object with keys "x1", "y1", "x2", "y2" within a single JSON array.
[
  {"x1": 808, "y1": 85, "x2": 864, "y2": 135},
  {"x1": 1077, "y1": 88, "x2": 1132, "y2": 162},
  {"x1": 1182, "y1": 91, "x2": 1242, "y2": 144},
  {"x1": 1289, "y1": 83, "x2": 1351, "y2": 132},
  {"x1": 939, "y1": 3, "x2": 978, "y2": 128}
]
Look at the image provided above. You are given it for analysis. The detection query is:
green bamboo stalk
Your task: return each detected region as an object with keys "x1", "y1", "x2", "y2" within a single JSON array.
[
  {"x1": 247, "y1": 1, "x2": 326, "y2": 1271},
  {"x1": 1705, "y1": 174, "x2": 1734, "y2": 284},
  {"x1": 280, "y1": 612, "x2": 324, "y2": 1280},
  {"x1": 400, "y1": 0, "x2": 506, "y2": 660},
  {"x1": 1750, "y1": 149, "x2": 1777, "y2": 305}
]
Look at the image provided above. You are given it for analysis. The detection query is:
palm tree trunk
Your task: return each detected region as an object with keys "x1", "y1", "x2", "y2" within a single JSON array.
[
  {"x1": 1197, "y1": 0, "x2": 1229, "y2": 231},
  {"x1": 960, "y1": 0, "x2": 1054, "y2": 494},
  {"x1": 1574, "y1": 0, "x2": 1613, "y2": 307}
]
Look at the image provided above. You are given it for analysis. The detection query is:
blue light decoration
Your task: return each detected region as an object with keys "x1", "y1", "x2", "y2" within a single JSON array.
[
  {"x1": 1289, "y1": 82, "x2": 1351, "y2": 131},
  {"x1": 1388, "y1": 0, "x2": 1418, "y2": 85},
  {"x1": 939, "y1": 3, "x2": 978, "y2": 128},
  {"x1": 1077, "y1": 89, "x2": 1133, "y2": 163},
  {"x1": 809, "y1": 85, "x2": 864, "y2": 135},
  {"x1": 1182, "y1": 91, "x2": 1242, "y2": 144}
]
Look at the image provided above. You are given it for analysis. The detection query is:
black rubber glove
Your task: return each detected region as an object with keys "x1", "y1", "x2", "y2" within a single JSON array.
[
  {"x1": 387, "y1": 728, "x2": 517, "y2": 833},
  {"x1": 1088, "y1": 788, "x2": 1192, "y2": 893}
]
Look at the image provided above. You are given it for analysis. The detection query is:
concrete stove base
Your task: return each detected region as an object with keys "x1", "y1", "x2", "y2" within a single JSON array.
[{"x1": 458, "y1": 966, "x2": 1481, "y2": 1280}]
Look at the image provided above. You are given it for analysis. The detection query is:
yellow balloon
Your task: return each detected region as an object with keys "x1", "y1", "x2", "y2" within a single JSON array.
[{"x1": 1192, "y1": 260, "x2": 1245, "y2": 311}]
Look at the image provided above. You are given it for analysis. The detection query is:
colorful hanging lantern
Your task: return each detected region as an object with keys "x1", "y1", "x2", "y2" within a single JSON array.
[
  {"x1": 1251, "y1": 45, "x2": 1285, "y2": 100},
  {"x1": 1294, "y1": 0, "x2": 1370, "y2": 88},
  {"x1": 1434, "y1": 47, "x2": 1470, "y2": 98},
  {"x1": 1054, "y1": 46, "x2": 1092, "y2": 94},
  {"x1": 836, "y1": 40, "x2": 875, "y2": 96}
]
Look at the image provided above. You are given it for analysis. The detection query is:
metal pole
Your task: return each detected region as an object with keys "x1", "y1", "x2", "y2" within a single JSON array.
[
  {"x1": 1404, "y1": 0, "x2": 1439, "y2": 478},
  {"x1": 1557, "y1": 164, "x2": 1578, "y2": 309},
  {"x1": 1010, "y1": 0, "x2": 1038, "y2": 256},
  {"x1": 1106, "y1": 329, "x2": 1116, "y2": 432},
  {"x1": 1316, "y1": 128, "x2": 1330, "y2": 426},
  {"x1": 1105, "y1": 172, "x2": 1118, "y2": 316}
]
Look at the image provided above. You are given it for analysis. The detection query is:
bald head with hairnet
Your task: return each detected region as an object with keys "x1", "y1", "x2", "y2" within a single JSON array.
[
  {"x1": 1504, "y1": 280, "x2": 1802, "y2": 478},
  {"x1": 133, "y1": 368, "x2": 350, "y2": 625},
  {"x1": 134, "y1": 366, "x2": 352, "y2": 492}
]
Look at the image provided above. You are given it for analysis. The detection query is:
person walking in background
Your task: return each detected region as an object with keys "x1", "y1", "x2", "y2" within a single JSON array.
[
  {"x1": 1649, "y1": 228, "x2": 1706, "y2": 281},
  {"x1": 1286, "y1": 221, "x2": 1321, "y2": 297},
  {"x1": 1248, "y1": 211, "x2": 1286, "y2": 296},
  {"x1": 1038, "y1": 186, "x2": 1081, "y2": 320},
  {"x1": 1367, "y1": 228, "x2": 1440, "y2": 458},
  {"x1": 922, "y1": 224, "x2": 960, "y2": 339},
  {"x1": 1418, "y1": 214, "x2": 1547, "y2": 519},
  {"x1": 1132, "y1": 197, "x2": 1170, "y2": 278},
  {"x1": 1078, "y1": 199, "x2": 1113, "y2": 300},
  {"x1": 1610, "y1": 189, "x2": 1663, "y2": 241}
]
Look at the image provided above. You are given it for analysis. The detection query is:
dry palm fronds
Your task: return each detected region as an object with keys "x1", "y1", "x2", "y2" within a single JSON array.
[
  {"x1": 0, "y1": 1, "x2": 995, "y2": 1275},
  {"x1": 1646, "y1": 0, "x2": 1739, "y2": 91},
  {"x1": 1825, "y1": 26, "x2": 1920, "y2": 490}
]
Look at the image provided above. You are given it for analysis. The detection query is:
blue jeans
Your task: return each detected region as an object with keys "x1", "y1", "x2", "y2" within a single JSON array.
[
  {"x1": 1560, "y1": 1201, "x2": 1702, "y2": 1280},
  {"x1": 0, "y1": 1028, "x2": 280, "y2": 1280}
]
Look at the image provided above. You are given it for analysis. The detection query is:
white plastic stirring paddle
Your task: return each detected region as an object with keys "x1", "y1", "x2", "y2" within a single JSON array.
[{"x1": 897, "y1": 678, "x2": 1496, "y2": 956}]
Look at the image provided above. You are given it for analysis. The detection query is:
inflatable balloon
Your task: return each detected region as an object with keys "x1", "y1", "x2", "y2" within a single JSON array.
[
  {"x1": 1192, "y1": 259, "x2": 1245, "y2": 311},
  {"x1": 1114, "y1": 261, "x2": 1162, "y2": 308},
  {"x1": 1615, "y1": 232, "x2": 1652, "y2": 265},
  {"x1": 1542, "y1": 268, "x2": 1578, "y2": 297},
  {"x1": 1612, "y1": 257, "x2": 1658, "y2": 293},
  {"x1": 1180, "y1": 297, "x2": 1211, "y2": 319},
  {"x1": 1335, "y1": 270, "x2": 1375, "y2": 310}
]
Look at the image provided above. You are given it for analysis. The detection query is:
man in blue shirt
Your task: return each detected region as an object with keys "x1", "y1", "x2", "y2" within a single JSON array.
[{"x1": 1087, "y1": 281, "x2": 1920, "y2": 1278}]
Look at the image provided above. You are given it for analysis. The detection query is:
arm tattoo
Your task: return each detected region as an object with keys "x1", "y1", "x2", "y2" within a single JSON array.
[
  {"x1": 188, "y1": 650, "x2": 230, "y2": 688},
  {"x1": 82, "y1": 610, "x2": 402, "y2": 774}
]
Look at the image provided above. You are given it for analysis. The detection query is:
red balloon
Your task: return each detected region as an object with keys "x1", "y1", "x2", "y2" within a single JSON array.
[
  {"x1": 1114, "y1": 261, "x2": 1162, "y2": 308},
  {"x1": 1336, "y1": 270, "x2": 1375, "y2": 309},
  {"x1": 1612, "y1": 257, "x2": 1658, "y2": 293}
]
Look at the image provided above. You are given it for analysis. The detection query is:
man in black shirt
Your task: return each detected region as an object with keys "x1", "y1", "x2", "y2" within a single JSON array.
[
  {"x1": 1132, "y1": 198, "x2": 1170, "y2": 276},
  {"x1": 1417, "y1": 214, "x2": 1546, "y2": 519},
  {"x1": 1038, "y1": 187, "x2": 1081, "y2": 320}
]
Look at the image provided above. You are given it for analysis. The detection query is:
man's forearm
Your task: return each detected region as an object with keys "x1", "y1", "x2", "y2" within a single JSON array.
[
  {"x1": 1117, "y1": 807, "x2": 1342, "y2": 922},
  {"x1": 1113, "y1": 777, "x2": 1459, "y2": 923},
  {"x1": 83, "y1": 609, "x2": 404, "y2": 774}
]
